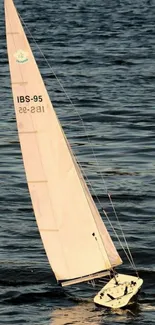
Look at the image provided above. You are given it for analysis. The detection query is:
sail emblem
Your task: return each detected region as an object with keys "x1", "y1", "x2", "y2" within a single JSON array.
[{"x1": 14, "y1": 49, "x2": 29, "y2": 63}]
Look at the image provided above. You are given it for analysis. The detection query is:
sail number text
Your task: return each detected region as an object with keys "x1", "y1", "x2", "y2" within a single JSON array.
[
  {"x1": 17, "y1": 95, "x2": 43, "y2": 103},
  {"x1": 18, "y1": 106, "x2": 45, "y2": 113}
]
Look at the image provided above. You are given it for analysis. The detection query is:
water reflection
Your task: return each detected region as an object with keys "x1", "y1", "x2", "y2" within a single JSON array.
[
  {"x1": 50, "y1": 303, "x2": 104, "y2": 325},
  {"x1": 50, "y1": 302, "x2": 139, "y2": 325}
]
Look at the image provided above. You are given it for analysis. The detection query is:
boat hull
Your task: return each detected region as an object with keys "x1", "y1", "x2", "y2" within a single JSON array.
[{"x1": 94, "y1": 273, "x2": 143, "y2": 309}]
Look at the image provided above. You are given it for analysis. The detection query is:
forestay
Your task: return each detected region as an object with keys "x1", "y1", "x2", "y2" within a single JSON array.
[{"x1": 5, "y1": 0, "x2": 122, "y2": 284}]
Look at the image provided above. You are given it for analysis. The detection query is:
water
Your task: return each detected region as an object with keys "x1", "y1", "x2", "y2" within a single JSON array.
[{"x1": 1, "y1": 0, "x2": 155, "y2": 323}]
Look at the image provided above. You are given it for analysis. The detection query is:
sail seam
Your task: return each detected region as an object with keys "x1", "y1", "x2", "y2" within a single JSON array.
[
  {"x1": 7, "y1": 32, "x2": 19, "y2": 35},
  {"x1": 19, "y1": 131, "x2": 37, "y2": 134},
  {"x1": 12, "y1": 82, "x2": 28, "y2": 85}
]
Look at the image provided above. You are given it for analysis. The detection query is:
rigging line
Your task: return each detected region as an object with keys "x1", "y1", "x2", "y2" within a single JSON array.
[
  {"x1": 65, "y1": 139, "x2": 133, "y2": 267},
  {"x1": 69, "y1": 139, "x2": 136, "y2": 269},
  {"x1": 103, "y1": 209, "x2": 137, "y2": 273},
  {"x1": 57, "y1": 118, "x2": 112, "y2": 268},
  {"x1": 108, "y1": 193, "x2": 138, "y2": 275},
  {"x1": 19, "y1": 15, "x2": 136, "y2": 271},
  {"x1": 76, "y1": 163, "x2": 136, "y2": 269},
  {"x1": 85, "y1": 175, "x2": 137, "y2": 271},
  {"x1": 73, "y1": 164, "x2": 138, "y2": 271},
  {"x1": 69, "y1": 147, "x2": 137, "y2": 271}
]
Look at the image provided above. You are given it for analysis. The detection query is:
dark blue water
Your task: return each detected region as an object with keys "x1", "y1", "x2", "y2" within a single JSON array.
[{"x1": 1, "y1": 0, "x2": 155, "y2": 323}]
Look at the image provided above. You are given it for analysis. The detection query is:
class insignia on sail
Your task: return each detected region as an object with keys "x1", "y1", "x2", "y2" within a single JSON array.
[{"x1": 14, "y1": 49, "x2": 29, "y2": 63}]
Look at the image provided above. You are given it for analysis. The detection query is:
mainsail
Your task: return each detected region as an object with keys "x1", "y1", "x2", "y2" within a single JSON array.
[{"x1": 5, "y1": 0, "x2": 122, "y2": 285}]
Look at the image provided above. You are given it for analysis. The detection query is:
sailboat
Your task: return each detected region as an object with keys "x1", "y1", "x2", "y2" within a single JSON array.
[{"x1": 4, "y1": 0, "x2": 143, "y2": 309}]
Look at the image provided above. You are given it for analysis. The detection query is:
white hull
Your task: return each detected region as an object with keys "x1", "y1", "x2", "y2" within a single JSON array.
[{"x1": 94, "y1": 274, "x2": 143, "y2": 309}]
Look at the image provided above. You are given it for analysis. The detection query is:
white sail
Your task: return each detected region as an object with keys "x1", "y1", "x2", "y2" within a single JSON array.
[{"x1": 5, "y1": 0, "x2": 122, "y2": 284}]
